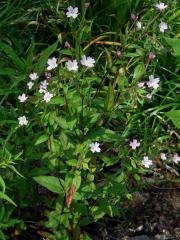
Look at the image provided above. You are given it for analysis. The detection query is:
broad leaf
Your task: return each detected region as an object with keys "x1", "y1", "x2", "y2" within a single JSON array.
[
  {"x1": 33, "y1": 176, "x2": 64, "y2": 194},
  {"x1": 165, "y1": 38, "x2": 180, "y2": 57},
  {"x1": 165, "y1": 110, "x2": 180, "y2": 129},
  {"x1": 133, "y1": 63, "x2": 145, "y2": 81},
  {"x1": 35, "y1": 134, "x2": 49, "y2": 145}
]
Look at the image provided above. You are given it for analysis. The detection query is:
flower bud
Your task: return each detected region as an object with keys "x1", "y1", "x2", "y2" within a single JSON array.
[
  {"x1": 148, "y1": 52, "x2": 156, "y2": 62},
  {"x1": 117, "y1": 50, "x2": 122, "y2": 59}
]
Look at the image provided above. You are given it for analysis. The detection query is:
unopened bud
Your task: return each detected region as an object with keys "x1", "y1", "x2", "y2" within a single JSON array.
[
  {"x1": 64, "y1": 41, "x2": 71, "y2": 49},
  {"x1": 131, "y1": 13, "x2": 138, "y2": 21},
  {"x1": 148, "y1": 52, "x2": 156, "y2": 61},
  {"x1": 85, "y1": 1, "x2": 90, "y2": 11},
  {"x1": 117, "y1": 50, "x2": 122, "y2": 59}
]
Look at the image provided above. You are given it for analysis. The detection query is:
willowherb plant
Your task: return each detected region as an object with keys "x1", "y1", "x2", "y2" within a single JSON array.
[{"x1": 0, "y1": 0, "x2": 179, "y2": 239}]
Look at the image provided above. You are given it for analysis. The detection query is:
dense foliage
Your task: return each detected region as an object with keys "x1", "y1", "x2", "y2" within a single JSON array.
[{"x1": 0, "y1": 0, "x2": 179, "y2": 239}]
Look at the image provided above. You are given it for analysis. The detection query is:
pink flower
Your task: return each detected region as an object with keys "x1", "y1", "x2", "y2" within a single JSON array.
[
  {"x1": 156, "y1": 2, "x2": 168, "y2": 10},
  {"x1": 172, "y1": 153, "x2": 180, "y2": 164},
  {"x1": 136, "y1": 21, "x2": 142, "y2": 29},
  {"x1": 81, "y1": 55, "x2": 95, "y2": 68},
  {"x1": 29, "y1": 72, "x2": 38, "y2": 81},
  {"x1": 131, "y1": 14, "x2": 138, "y2": 21},
  {"x1": 146, "y1": 93, "x2": 153, "y2": 100},
  {"x1": 147, "y1": 75, "x2": 160, "y2": 89},
  {"x1": 159, "y1": 22, "x2": 168, "y2": 32},
  {"x1": 18, "y1": 116, "x2": 28, "y2": 126},
  {"x1": 129, "y1": 139, "x2": 140, "y2": 150},
  {"x1": 142, "y1": 156, "x2": 153, "y2": 168},
  {"x1": 138, "y1": 82, "x2": 145, "y2": 88},
  {"x1": 160, "y1": 153, "x2": 167, "y2": 160},
  {"x1": 27, "y1": 81, "x2": 34, "y2": 90},
  {"x1": 43, "y1": 92, "x2": 53, "y2": 102},
  {"x1": 148, "y1": 52, "x2": 156, "y2": 62},
  {"x1": 18, "y1": 93, "x2": 28, "y2": 103},
  {"x1": 66, "y1": 6, "x2": 78, "y2": 19},
  {"x1": 64, "y1": 41, "x2": 71, "y2": 49},
  {"x1": 116, "y1": 50, "x2": 122, "y2": 59},
  {"x1": 85, "y1": 1, "x2": 90, "y2": 11},
  {"x1": 89, "y1": 142, "x2": 101, "y2": 153},
  {"x1": 45, "y1": 72, "x2": 52, "y2": 79},
  {"x1": 39, "y1": 80, "x2": 49, "y2": 94}
]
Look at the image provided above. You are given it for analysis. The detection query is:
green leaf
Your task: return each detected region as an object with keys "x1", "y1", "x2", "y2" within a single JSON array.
[
  {"x1": 66, "y1": 159, "x2": 77, "y2": 166},
  {"x1": 8, "y1": 165, "x2": 24, "y2": 178},
  {"x1": 0, "y1": 42, "x2": 25, "y2": 70},
  {"x1": 133, "y1": 63, "x2": 145, "y2": 81},
  {"x1": 99, "y1": 199, "x2": 113, "y2": 217},
  {"x1": 169, "y1": 9, "x2": 180, "y2": 22},
  {"x1": 0, "y1": 68, "x2": 16, "y2": 76},
  {"x1": 35, "y1": 134, "x2": 49, "y2": 145},
  {"x1": 101, "y1": 156, "x2": 118, "y2": 166},
  {"x1": 26, "y1": 41, "x2": 35, "y2": 69},
  {"x1": 48, "y1": 96, "x2": 64, "y2": 105},
  {"x1": 73, "y1": 171, "x2": 81, "y2": 190},
  {"x1": 0, "y1": 230, "x2": 6, "y2": 240},
  {"x1": 0, "y1": 192, "x2": 17, "y2": 206},
  {"x1": 164, "y1": 38, "x2": 180, "y2": 57},
  {"x1": 0, "y1": 176, "x2": 5, "y2": 193},
  {"x1": 104, "y1": 84, "x2": 114, "y2": 111},
  {"x1": 33, "y1": 176, "x2": 64, "y2": 194},
  {"x1": 165, "y1": 110, "x2": 180, "y2": 129},
  {"x1": 35, "y1": 41, "x2": 58, "y2": 74},
  {"x1": 91, "y1": 206, "x2": 105, "y2": 221},
  {"x1": 87, "y1": 127, "x2": 122, "y2": 141},
  {"x1": 28, "y1": 168, "x2": 50, "y2": 177}
]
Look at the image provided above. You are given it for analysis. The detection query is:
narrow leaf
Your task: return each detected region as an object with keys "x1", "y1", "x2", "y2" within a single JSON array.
[
  {"x1": 35, "y1": 41, "x2": 58, "y2": 74},
  {"x1": 0, "y1": 192, "x2": 17, "y2": 206}
]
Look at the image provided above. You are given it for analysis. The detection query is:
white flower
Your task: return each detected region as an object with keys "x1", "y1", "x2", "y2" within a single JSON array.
[
  {"x1": 142, "y1": 156, "x2": 153, "y2": 168},
  {"x1": 129, "y1": 139, "x2": 140, "y2": 150},
  {"x1": 66, "y1": 60, "x2": 78, "y2": 72},
  {"x1": 39, "y1": 80, "x2": 49, "y2": 94},
  {"x1": 43, "y1": 92, "x2": 53, "y2": 102},
  {"x1": 136, "y1": 21, "x2": 142, "y2": 29},
  {"x1": 159, "y1": 21, "x2": 168, "y2": 32},
  {"x1": 29, "y1": 72, "x2": 38, "y2": 81},
  {"x1": 160, "y1": 153, "x2": 167, "y2": 160},
  {"x1": 89, "y1": 142, "x2": 101, "y2": 153},
  {"x1": 138, "y1": 82, "x2": 145, "y2": 88},
  {"x1": 80, "y1": 55, "x2": 95, "y2": 68},
  {"x1": 47, "y1": 57, "x2": 58, "y2": 70},
  {"x1": 66, "y1": 6, "x2": 78, "y2": 19},
  {"x1": 172, "y1": 153, "x2": 180, "y2": 164},
  {"x1": 27, "y1": 81, "x2": 34, "y2": 90},
  {"x1": 147, "y1": 75, "x2": 160, "y2": 89},
  {"x1": 156, "y1": 2, "x2": 168, "y2": 10},
  {"x1": 18, "y1": 93, "x2": 28, "y2": 103},
  {"x1": 18, "y1": 116, "x2": 28, "y2": 126}
]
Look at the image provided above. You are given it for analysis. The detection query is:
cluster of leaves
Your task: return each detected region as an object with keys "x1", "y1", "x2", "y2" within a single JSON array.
[{"x1": 0, "y1": 0, "x2": 179, "y2": 239}]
